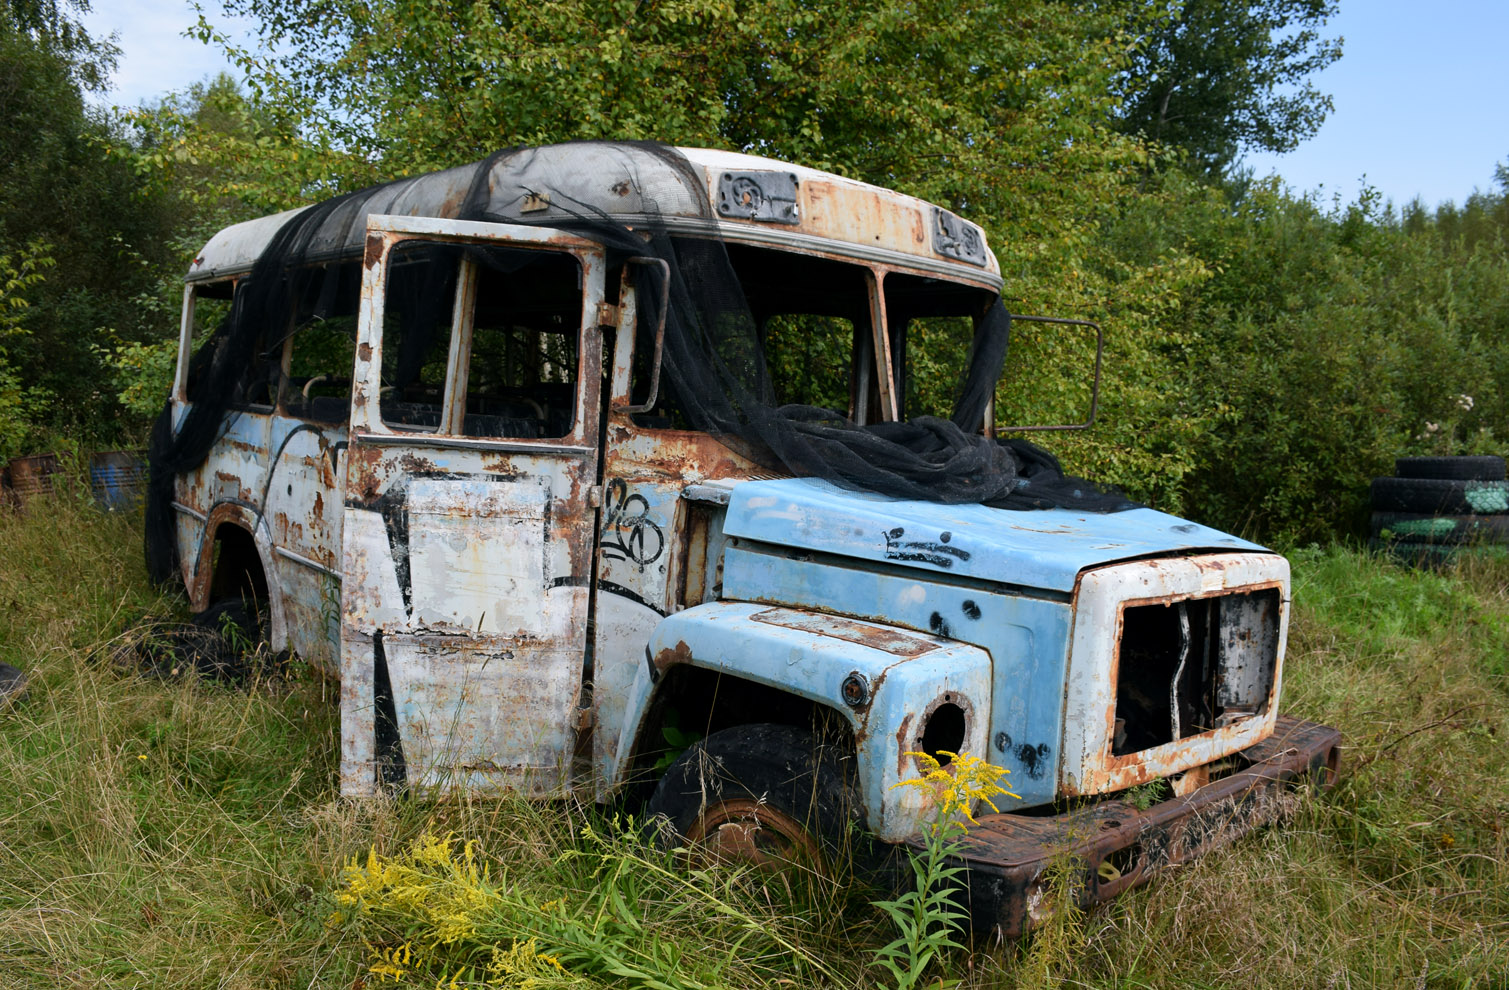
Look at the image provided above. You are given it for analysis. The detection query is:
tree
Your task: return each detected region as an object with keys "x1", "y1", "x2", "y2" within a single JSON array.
[
  {"x1": 0, "y1": 0, "x2": 179, "y2": 448},
  {"x1": 2, "y1": 0, "x2": 117, "y2": 90},
  {"x1": 199, "y1": 0, "x2": 1145, "y2": 228},
  {"x1": 1116, "y1": 0, "x2": 1342, "y2": 176}
]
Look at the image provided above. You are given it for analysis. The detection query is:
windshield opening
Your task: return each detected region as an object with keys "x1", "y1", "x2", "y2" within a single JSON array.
[{"x1": 882, "y1": 270, "x2": 996, "y2": 424}]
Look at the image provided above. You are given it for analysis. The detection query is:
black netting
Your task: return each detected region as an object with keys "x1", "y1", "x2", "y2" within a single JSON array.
[{"x1": 146, "y1": 142, "x2": 1132, "y2": 585}]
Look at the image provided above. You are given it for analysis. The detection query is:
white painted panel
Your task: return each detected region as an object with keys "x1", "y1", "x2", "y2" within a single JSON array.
[
  {"x1": 341, "y1": 508, "x2": 408, "y2": 632},
  {"x1": 591, "y1": 589, "x2": 663, "y2": 797},
  {"x1": 385, "y1": 635, "x2": 579, "y2": 794},
  {"x1": 407, "y1": 478, "x2": 556, "y2": 637}
]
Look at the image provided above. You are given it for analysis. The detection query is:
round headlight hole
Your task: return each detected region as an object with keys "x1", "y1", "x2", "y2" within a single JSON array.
[{"x1": 919, "y1": 702, "x2": 966, "y2": 765}]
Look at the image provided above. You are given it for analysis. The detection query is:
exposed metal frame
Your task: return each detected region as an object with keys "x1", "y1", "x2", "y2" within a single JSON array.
[{"x1": 994, "y1": 314, "x2": 1104, "y2": 433}]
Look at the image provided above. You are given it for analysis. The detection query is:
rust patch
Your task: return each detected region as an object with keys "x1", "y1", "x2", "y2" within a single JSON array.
[
  {"x1": 397, "y1": 453, "x2": 439, "y2": 475},
  {"x1": 358, "y1": 342, "x2": 373, "y2": 362},
  {"x1": 942, "y1": 717, "x2": 1340, "y2": 936},
  {"x1": 364, "y1": 233, "x2": 385, "y2": 270},
  {"x1": 749, "y1": 607, "x2": 940, "y2": 657},
  {"x1": 894, "y1": 712, "x2": 915, "y2": 774},
  {"x1": 652, "y1": 639, "x2": 693, "y2": 674}
]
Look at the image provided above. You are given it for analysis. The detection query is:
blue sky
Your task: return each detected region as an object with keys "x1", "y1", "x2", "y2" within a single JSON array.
[
  {"x1": 82, "y1": 1, "x2": 1509, "y2": 211},
  {"x1": 1242, "y1": 1, "x2": 1509, "y2": 210}
]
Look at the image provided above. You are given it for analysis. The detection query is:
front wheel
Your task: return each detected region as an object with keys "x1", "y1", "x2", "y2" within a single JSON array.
[{"x1": 645, "y1": 723, "x2": 861, "y2": 870}]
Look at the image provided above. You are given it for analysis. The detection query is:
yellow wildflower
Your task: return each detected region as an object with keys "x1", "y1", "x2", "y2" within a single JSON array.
[{"x1": 894, "y1": 750, "x2": 1020, "y2": 828}]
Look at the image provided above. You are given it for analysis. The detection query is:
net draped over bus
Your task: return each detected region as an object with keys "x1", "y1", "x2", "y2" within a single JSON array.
[{"x1": 146, "y1": 142, "x2": 1132, "y2": 584}]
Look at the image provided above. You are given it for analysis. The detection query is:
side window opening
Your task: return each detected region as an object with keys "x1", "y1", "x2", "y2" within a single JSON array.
[
  {"x1": 463, "y1": 246, "x2": 582, "y2": 439},
  {"x1": 735, "y1": 246, "x2": 872, "y2": 417},
  {"x1": 283, "y1": 261, "x2": 361, "y2": 424},
  {"x1": 379, "y1": 242, "x2": 460, "y2": 432},
  {"x1": 761, "y1": 313, "x2": 857, "y2": 413},
  {"x1": 375, "y1": 240, "x2": 585, "y2": 440},
  {"x1": 183, "y1": 280, "x2": 233, "y2": 401},
  {"x1": 185, "y1": 279, "x2": 279, "y2": 411}
]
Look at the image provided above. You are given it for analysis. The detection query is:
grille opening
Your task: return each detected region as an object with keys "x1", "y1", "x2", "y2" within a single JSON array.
[
  {"x1": 1113, "y1": 588, "x2": 1280, "y2": 757},
  {"x1": 919, "y1": 702, "x2": 966, "y2": 765}
]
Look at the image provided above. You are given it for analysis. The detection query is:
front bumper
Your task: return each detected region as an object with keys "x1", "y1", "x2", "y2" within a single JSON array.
[{"x1": 927, "y1": 716, "x2": 1341, "y2": 936}]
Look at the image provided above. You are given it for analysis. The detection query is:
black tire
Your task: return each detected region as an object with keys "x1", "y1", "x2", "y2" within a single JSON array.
[
  {"x1": 645, "y1": 723, "x2": 861, "y2": 870},
  {"x1": 1394, "y1": 455, "x2": 1506, "y2": 482},
  {"x1": 1369, "y1": 477, "x2": 1509, "y2": 515},
  {"x1": 1371, "y1": 512, "x2": 1509, "y2": 545},
  {"x1": 1368, "y1": 538, "x2": 1458, "y2": 569},
  {"x1": 188, "y1": 597, "x2": 268, "y2": 681},
  {"x1": 0, "y1": 661, "x2": 27, "y2": 707}
]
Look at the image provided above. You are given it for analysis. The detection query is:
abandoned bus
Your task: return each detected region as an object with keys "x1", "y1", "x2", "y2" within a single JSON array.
[{"x1": 154, "y1": 142, "x2": 1338, "y2": 935}]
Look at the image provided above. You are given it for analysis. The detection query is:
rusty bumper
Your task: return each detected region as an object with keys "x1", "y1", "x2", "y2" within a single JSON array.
[{"x1": 931, "y1": 715, "x2": 1341, "y2": 936}]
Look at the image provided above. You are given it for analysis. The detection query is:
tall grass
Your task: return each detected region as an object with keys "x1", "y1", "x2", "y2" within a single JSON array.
[{"x1": 2, "y1": 495, "x2": 1506, "y2": 988}]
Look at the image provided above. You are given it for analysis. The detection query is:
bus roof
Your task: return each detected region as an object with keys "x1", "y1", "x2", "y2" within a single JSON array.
[{"x1": 187, "y1": 144, "x2": 1001, "y2": 289}]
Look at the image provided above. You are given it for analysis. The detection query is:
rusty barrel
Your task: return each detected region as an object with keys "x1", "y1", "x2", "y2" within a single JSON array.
[
  {"x1": 89, "y1": 450, "x2": 146, "y2": 511},
  {"x1": 6, "y1": 453, "x2": 58, "y2": 504}
]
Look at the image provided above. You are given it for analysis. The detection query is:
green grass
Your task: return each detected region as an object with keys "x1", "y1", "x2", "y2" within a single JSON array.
[{"x1": 1, "y1": 494, "x2": 1506, "y2": 988}]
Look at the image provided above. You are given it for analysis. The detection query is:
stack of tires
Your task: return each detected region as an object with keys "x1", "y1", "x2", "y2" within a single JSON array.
[{"x1": 1370, "y1": 455, "x2": 1509, "y2": 565}]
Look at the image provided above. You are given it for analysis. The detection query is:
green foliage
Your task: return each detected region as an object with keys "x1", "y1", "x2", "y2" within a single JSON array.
[
  {"x1": 2, "y1": 0, "x2": 119, "y2": 92},
  {"x1": 0, "y1": 4, "x2": 181, "y2": 452},
  {"x1": 337, "y1": 824, "x2": 849, "y2": 988},
  {"x1": 872, "y1": 751, "x2": 1016, "y2": 990},
  {"x1": 1116, "y1": 0, "x2": 1342, "y2": 176},
  {"x1": 4, "y1": 494, "x2": 1509, "y2": 986},
  {"x1": 1084, "y1": 168, "x2": 1509, "y2": 543},
  {"x1": 200, "y1": 0, "x2": 1145, "y2": 224},
  {"x1": 0, "y1": 240, "x2": 57, "y2": 459},
  {"x1": 869, "y1": 820, "x2": 967, "y2": 990}
]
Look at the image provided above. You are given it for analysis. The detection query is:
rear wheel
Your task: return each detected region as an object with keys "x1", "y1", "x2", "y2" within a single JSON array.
[
  {"x1": 0, "y1": 661, "x2": 27, "y2": 707},
  {"x1": 188, "y1": 596, "x2": 270, "y2": 681},
  {"x1": 646, "y1": 723, "x2": 860, "y2": 870}
]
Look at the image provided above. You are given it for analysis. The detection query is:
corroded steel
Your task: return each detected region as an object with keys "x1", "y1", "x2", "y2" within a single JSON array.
[{"x1": 944, "y1": 716, "x2": 1341, "y2": 936}]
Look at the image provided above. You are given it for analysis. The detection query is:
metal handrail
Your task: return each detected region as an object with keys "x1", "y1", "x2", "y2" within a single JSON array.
[{"x1": 616, "y1": 256, "x2": 673, "y2": 415}]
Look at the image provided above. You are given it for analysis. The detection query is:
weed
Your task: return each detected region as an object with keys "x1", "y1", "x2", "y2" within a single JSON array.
[
  {"x1": 870, "y1": 752, "x2": 1018, "y2": 990},
  {"x1": 3, "y1": 502, "x2": 1507, "y2": 987},
  {"x1": 1122, "y1": 778, "x2": 1169, "y2": 811}
]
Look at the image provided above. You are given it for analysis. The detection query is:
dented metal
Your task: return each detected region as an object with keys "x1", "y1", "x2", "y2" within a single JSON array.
[{"x1": 164, "y1": 144, "x2": 1334, "y2": 933}]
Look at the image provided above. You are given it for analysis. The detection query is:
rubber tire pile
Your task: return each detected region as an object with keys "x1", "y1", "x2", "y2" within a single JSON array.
[{"x1": 1370, "y1": 455, "x2": 1509, "y2": 565}]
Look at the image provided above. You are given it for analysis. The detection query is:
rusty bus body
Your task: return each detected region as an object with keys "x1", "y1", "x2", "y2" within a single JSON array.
[{"x1": 166, "y1": 143, "x2": 1337, "y2": 934}]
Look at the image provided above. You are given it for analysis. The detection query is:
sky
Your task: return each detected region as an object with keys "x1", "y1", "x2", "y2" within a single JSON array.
[{"x1": 79, "y1": 0, "x2": 1509, "y2": 212}]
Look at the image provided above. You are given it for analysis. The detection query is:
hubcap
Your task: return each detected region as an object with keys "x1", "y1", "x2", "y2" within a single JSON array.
[{"x1": 685, "y1": 798, "x2": 821, "y2": 868}]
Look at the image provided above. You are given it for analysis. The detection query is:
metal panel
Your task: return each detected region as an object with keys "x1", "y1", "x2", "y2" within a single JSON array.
[
  {"x1": 721, "y1": 477, "x2": 1266, "y2": 593},
  {"x1": 188, "y1": 146, "x2": 1003, "y2": 286},
  {"x1": 407, "y1": 478, "x2": 553, "y2": 637},
  {"x1": 384, "y1": 634, "x2": 579, "y2": 793},
  {"x1": 628, "y1": 601, "x2": 993, "y2": 842}
]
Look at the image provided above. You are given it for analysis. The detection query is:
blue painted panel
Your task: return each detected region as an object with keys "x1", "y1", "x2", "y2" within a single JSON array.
[
  {"x1": 722, "y1": 545, "x2": 1073, "y2": 808},
  {"x1": 723, "y1": 478, "x2": 1265, "y2": 593},
  {"x1": 637, "y1": 601, "x2": 994, "y2": 839}
]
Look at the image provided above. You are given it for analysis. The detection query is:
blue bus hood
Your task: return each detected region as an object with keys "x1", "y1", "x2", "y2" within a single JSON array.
[{"x1": 720, "y1": 478, "x2": 1267, "y2": 594}]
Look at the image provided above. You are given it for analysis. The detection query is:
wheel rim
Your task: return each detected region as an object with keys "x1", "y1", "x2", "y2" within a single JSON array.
[{"x1": 684, "y1": 797, "x2": 822, "y2": 868}]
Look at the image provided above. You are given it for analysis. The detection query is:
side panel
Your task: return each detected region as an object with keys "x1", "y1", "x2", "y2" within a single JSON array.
[
  {"x1": 262, "y1": 418, "x2": 347, "y2": 670},
  {"x1": 628, "y1": 602, "x2": 993, "y2": 842}
]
